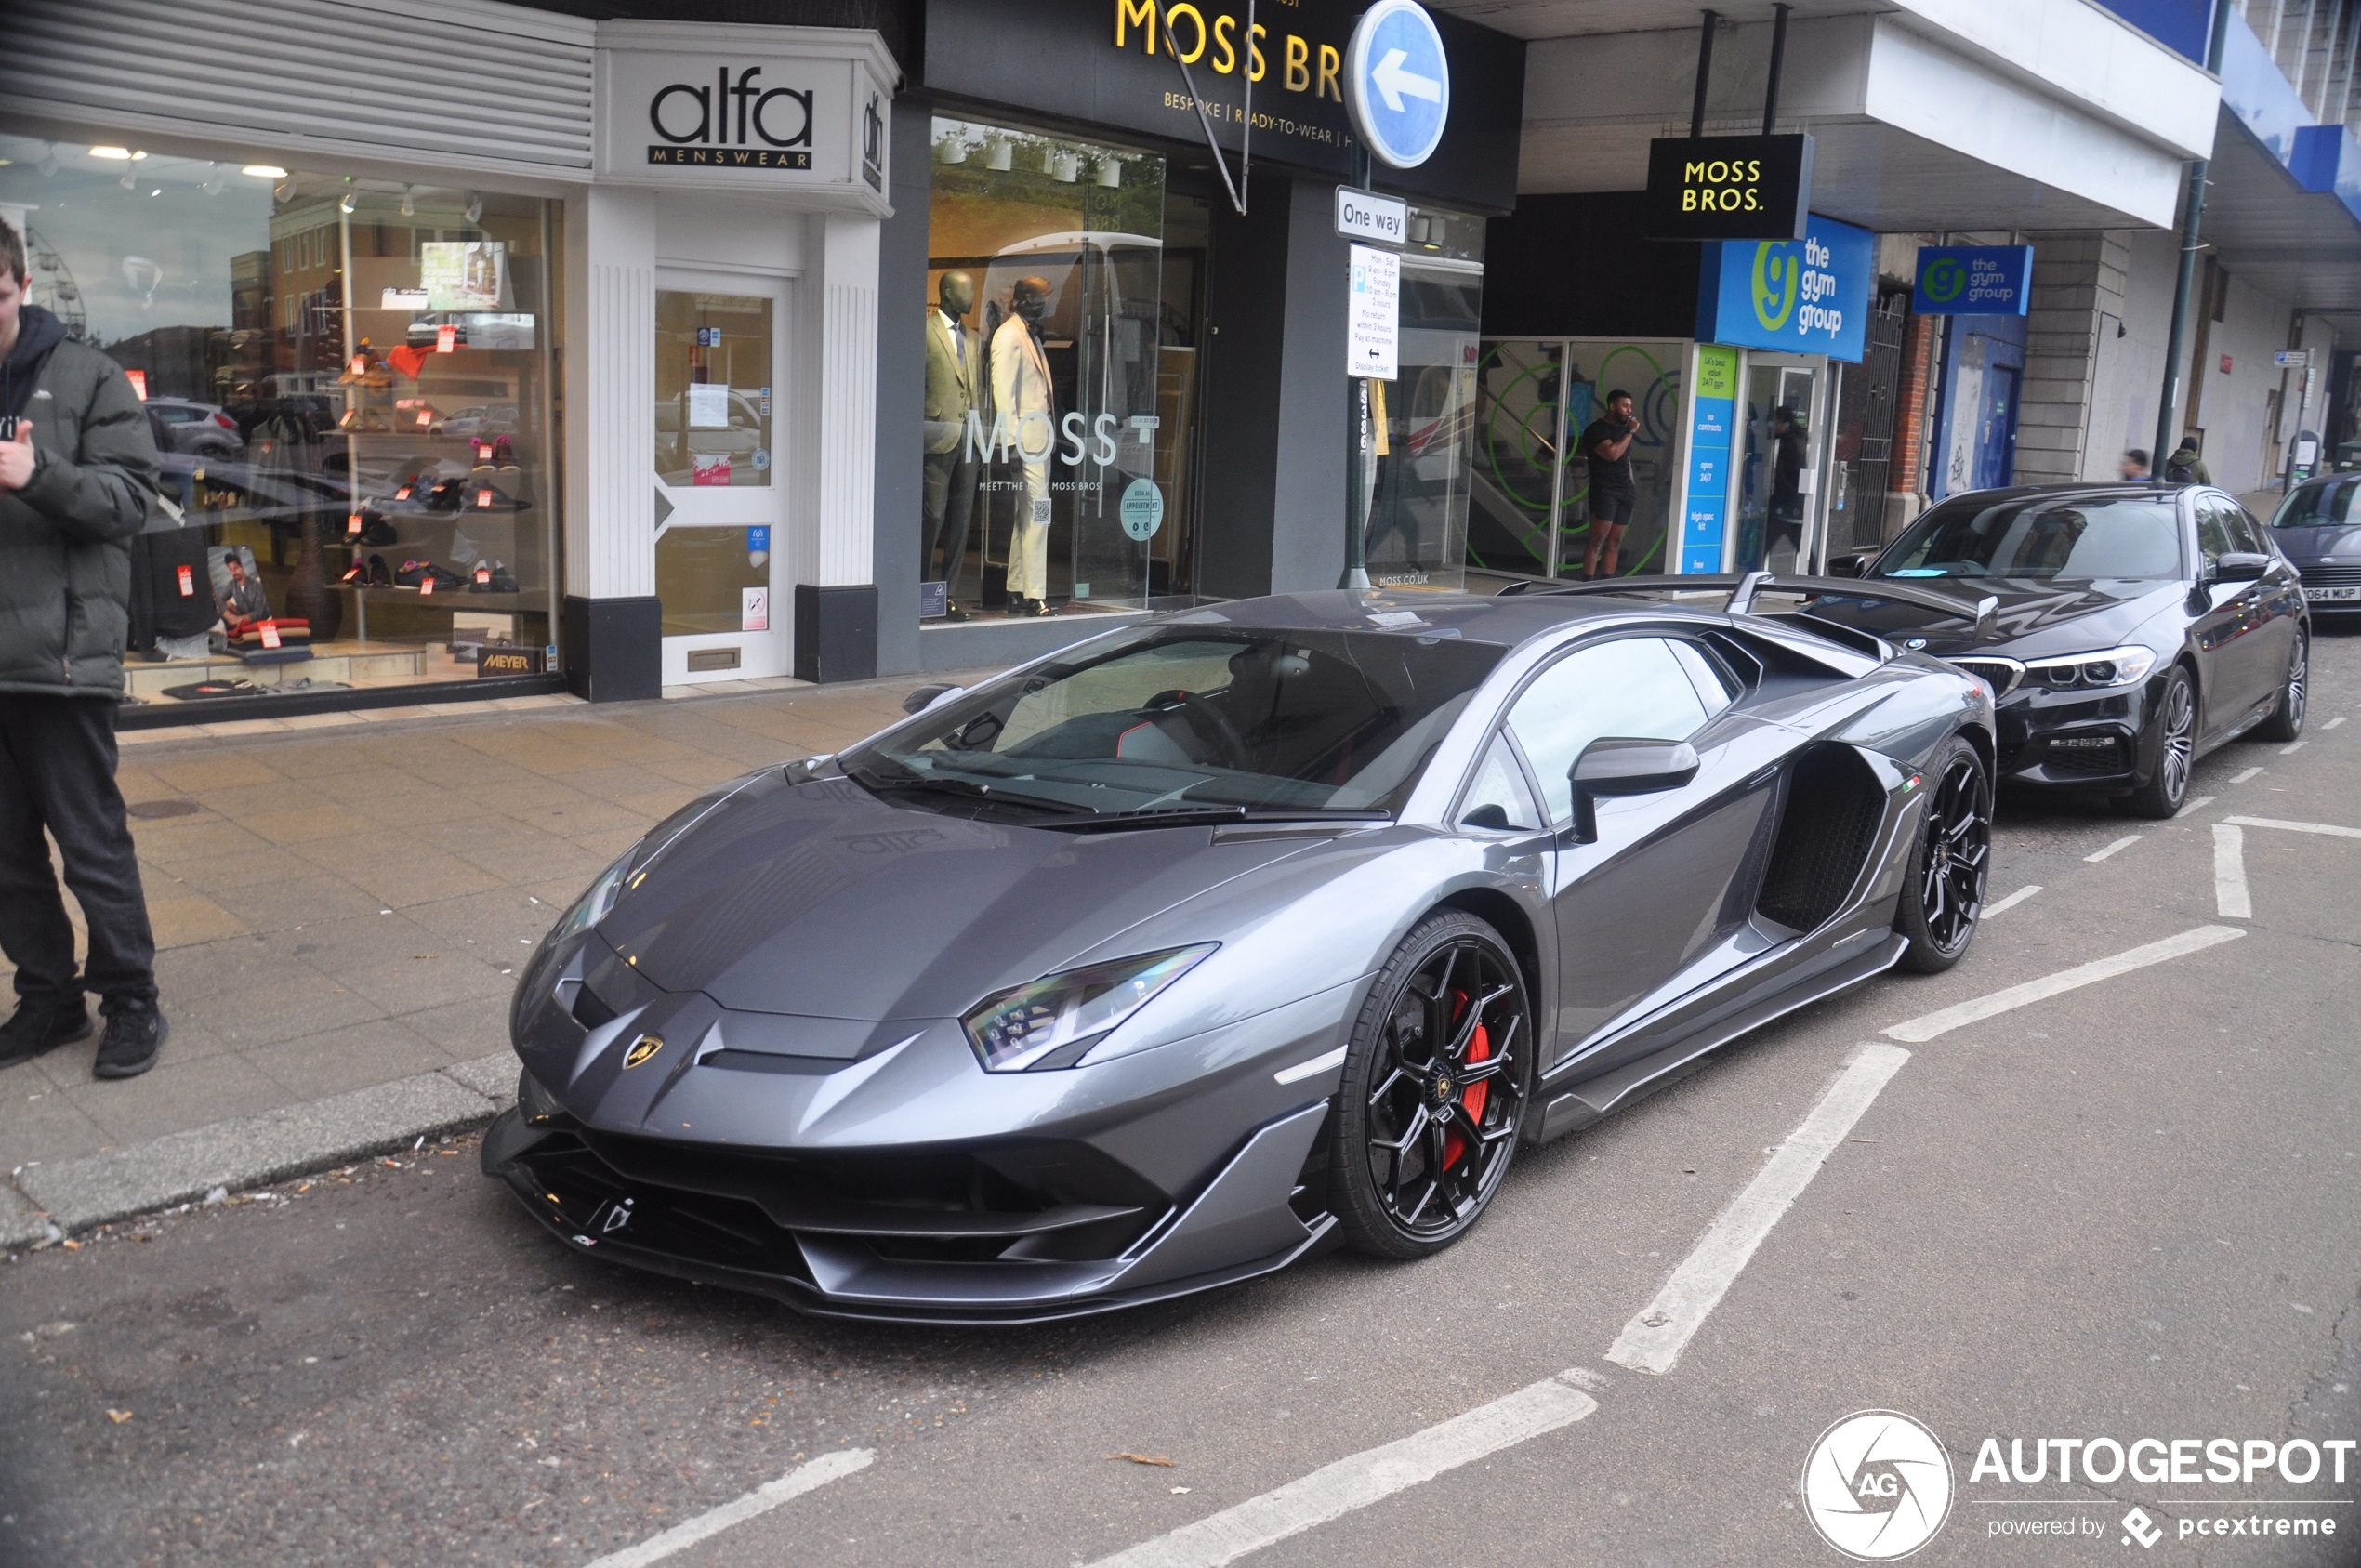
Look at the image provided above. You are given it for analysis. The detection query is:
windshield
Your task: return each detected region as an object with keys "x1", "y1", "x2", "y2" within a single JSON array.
[
  {"x1": 2271, "y1": 478, "x2": 2358, "y2": 528},
  {"x1": 1871, "y1": 494, "x2": 2183, "y2": 581},
  {"x1": 844, "y1": 626, "x2": 1506, "y2": 822}
]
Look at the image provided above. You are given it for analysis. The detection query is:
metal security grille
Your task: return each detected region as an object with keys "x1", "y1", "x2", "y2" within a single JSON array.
[
  {"x1": 1, "y1": 0, "x2": 594, "y2": 178},
  {"x1": 2300, "y1": 562, "x2": 2361, "y2": 587}
]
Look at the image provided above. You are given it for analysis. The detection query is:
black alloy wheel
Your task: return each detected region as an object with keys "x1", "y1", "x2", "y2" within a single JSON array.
[
  {"x1": 2257, "y1": 634, "x2": 2308, "y2": 743},
  {"x1": 1330, "y1": 912, "x2": 1534, "y2": 1259},
  {"x1": 1895, "y1": 736, "x2": 1990, "y2": 974},
  {"x1": 2117, "y1": 665, "x2": 2196, "y2": 819}
]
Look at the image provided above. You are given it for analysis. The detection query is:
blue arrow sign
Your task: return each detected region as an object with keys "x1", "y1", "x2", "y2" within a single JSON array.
[{"x1": 1345, "y1": 0, "x2": 1451, "y2": 171}]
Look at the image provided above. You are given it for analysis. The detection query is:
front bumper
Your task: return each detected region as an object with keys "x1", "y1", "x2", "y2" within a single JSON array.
[{"x1": 1992, "y1": 679, "x2": 2157, "y2": 790}]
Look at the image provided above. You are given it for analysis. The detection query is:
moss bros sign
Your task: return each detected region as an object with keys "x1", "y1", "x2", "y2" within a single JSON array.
[
  {"x1": 1643, "y1": 133, "x2": 1814, "y2": 241},
  {"x1": 593, "y1": 23, "x2": 896, "y2": 210},
  {"x1": 913, "y1": 0, "x2": 1524, "y2": 212}
]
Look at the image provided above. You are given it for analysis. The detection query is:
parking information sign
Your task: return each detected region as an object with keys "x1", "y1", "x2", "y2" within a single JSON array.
[
  {"x1": 1344, "y1": 0, "x2": 1450, "y2": 171},
  {"x1": 1347, "y1": 245, "x2": 1401, "y2": 379}
]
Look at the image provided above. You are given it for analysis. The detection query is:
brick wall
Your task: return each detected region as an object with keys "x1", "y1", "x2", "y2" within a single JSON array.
[{"x1": 1889, "y1": 311, "x2": 1939, "y2": 525}]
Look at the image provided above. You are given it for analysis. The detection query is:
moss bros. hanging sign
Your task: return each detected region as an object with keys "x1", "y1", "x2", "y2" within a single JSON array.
[
  {"x1": 594, "y1": 23, "x2": 897, "y2": 211},
  {"x1": 914, "y1": 0, "x2": 1524, "y2": 212},
  {"x1": 1643, "y1": 134, "x2": 1814, "y2": 241}
]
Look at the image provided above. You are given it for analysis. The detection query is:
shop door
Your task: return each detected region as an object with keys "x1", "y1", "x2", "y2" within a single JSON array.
[
  {"x1": 653, "y1": 273, "x2": 787, "y2": 682},
  {"x1": 1827, "y1": 297, "x2": 1906, "y2": 560},
  {"x1": 1975, "y1": 365, "x2": 2021, "y2": 490},
  {"x1": 1735, "y1": 354, "x2": 1825, "y2": 573}
]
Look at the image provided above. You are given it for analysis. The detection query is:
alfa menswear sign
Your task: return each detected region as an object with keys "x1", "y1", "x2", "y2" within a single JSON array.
[{"x1": 594, "y1": 22, "x2": 895, "y2": 210}]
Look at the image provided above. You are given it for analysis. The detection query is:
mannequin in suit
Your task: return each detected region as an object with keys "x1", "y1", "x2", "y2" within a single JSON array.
[
  {"x1": 989, "y1": 275, "x2": 1057, "y2": 615},
  {"x1": 922, "y1": 270, "x2": 981, "y2": 618}
]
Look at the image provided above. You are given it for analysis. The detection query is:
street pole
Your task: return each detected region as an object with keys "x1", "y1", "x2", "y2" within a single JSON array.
[
  {"x1": 1344, "y1": 144, "x2": 1374, "y2": 593},
  {"x1": 2154, "y1": 0, "x2": 2235, "y2": 479}
]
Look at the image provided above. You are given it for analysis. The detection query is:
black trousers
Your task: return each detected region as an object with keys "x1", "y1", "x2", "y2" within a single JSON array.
[
  {"x1": 922, "y1": 450, "x2": 978, "y2": 600},
  {"x1": 0, "y1": 693, "x2": 157, "y2": 1012}
]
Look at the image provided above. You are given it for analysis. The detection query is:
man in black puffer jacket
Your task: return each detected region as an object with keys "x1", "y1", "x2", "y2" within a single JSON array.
[{"x1": 0, "y1": 217, "x2": 167, "y2": 1080}]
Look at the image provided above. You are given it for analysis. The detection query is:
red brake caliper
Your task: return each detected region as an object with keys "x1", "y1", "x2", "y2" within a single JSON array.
[{"x1": 1441, "y1": 990, "x2": 1491, "y2": 1171}]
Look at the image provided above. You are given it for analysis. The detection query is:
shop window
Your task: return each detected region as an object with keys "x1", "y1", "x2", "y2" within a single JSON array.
[
  {"x1": 922, "y1": 117, "x2": 1166, "y2": 622},
  {"x1": 0, "y1": 139, "x2": 561, "y2": 706},
  {"x1": 1366, "y1": 220, "x2": 1484, "y2": 593}
]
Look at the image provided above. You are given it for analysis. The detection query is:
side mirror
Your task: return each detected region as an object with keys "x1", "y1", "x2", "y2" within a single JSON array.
[
  {"x1": 1567, "y1": 737, "x2": 1700, "y2": 844},
  {"x1": 2212, "y1": 551, "x2": 2271, "y2": 584},
  {"x1": 901, "y1": 682, "x2": 962, "y2": 715},
  {"x1": 1826, "y1": 553, "x2": 1868, "y2": 578}
]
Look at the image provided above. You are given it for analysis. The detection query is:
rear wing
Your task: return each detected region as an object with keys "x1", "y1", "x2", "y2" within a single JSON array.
[{"x1": 1497, "y1": 571, "x2": 1999, "y2": 635}]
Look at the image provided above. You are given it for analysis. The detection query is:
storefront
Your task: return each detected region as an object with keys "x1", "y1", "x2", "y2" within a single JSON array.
[
  {"x1": 878, "y1": 0, "x2": 1523, "y2": 672},
  {"x1": 1477, "y1": 198, "x2": 1877, "y2": 582}
]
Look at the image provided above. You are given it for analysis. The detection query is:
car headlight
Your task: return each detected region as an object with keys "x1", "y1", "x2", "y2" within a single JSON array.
[
  {"x1": 962, "y1": 945, "x2": 1216, "y2": 1073},
  {"x1": 2022, "y1": 645, "x2": 2157, "y2": 690},
  {"x1": 549, "y1": 845, "x2": 639, "y2": 942}
]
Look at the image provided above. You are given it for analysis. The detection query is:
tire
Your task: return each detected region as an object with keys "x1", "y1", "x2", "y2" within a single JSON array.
[
  {"x1": 1328, "y1": 911, "x2": 1536, "y2": 1260},
  {"x1": 2116, "y1": 665, "x2": 2196, "y2": 820},
  {"x1": 2255, "y1": 632, "x2": 2309, "y2": 743},
  {"x1": 1894, "y1": 736, "x2": 1991, "y2": 974}
]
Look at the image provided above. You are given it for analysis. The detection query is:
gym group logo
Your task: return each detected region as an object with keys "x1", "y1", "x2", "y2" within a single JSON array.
[
  {"x1": 1751, "y1": 242, "x2": 1800, "y2": 332},
  {"x1": 1803, "y1": 1410, "x2": 1956, "y2": 1561},
  {"x1": 1919, "y1": 255, "x2": 1967, "y2": 307}
]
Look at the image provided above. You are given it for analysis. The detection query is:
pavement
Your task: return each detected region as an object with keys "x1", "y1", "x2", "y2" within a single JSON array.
[
  {"x1": 0, "y1": 668, "x2": 988, "y2": 1247},
  {"x1": 1, "y1": 626, "x2": 2353, "y2": 1568}
]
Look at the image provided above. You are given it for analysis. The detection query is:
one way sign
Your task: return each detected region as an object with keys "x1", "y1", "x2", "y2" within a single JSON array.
[{"x1": 1345, "y1": 0, "x2": 1451, "y2": 170}]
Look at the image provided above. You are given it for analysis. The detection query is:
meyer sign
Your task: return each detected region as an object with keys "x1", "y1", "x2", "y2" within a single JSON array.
[
  {"x1": 1696, "y1": 213, "x2": 1875, "y2": 362},
  {"x1": 1643, "y1": 134, "x2": 1814, "y2": 241},
  {"x1": 593, "y1": 22, "x2": 896, "y2": 210},
  {"x1": 1335, "y1": 187, "x2": 1408, "y2": 244},
  {"x1": 1911, "y1": 245, "x2": 2034, "y2": 316}
]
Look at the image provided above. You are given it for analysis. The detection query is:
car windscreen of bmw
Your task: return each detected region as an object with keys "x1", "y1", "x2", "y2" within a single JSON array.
[
  {"x1": 2271, "y1": 477, "x2": 2359, "y2": 527},
  {"x1": 847, "y1": 628, "x2": 1507, "y2": 823},
  {"x1": 1874, "y1": 494, "x2": 2184, "y2": 580}
]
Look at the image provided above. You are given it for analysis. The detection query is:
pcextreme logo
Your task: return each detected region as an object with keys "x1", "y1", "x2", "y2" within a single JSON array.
[
  {"x1": 1752, "y1": 242, "x2": 1800, "y2": 333},
  {"x1": 1802, "y1": 1410, "x2": 1956, "y2": 1561}
]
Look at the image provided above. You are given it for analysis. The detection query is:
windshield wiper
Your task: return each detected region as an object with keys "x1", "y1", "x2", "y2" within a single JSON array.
[
  {"x1": 851, "y1": 766, "x2": 1096, "y2": 818},
  {"x1": 1049, "y1": 806, "x2": 1392, "y2": 834}
]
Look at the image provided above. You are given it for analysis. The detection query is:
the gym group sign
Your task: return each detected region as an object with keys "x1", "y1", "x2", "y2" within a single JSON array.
[{"x1": 594, "y1": 22, "x2": 896, "y2": 212}]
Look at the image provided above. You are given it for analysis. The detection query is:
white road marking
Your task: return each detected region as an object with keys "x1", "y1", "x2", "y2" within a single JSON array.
[
  {"x1": 2326, "y1": 717, "x2": 2347, "y2": 731},
  {"x1": 2178, "y1": 795, "x2": 2215, "y2": 814},
  {"x1": 1983, "y1": 885, "x2": 2042, "y2": 917},
  {"x1": 2212, "y1": 824, "x2": 2251, "y2": 920},
  {"x1": 1882, "y1": 925, "x2": 2247, "y2": 1043},
  {"x1": 2230, "y1": 767, "x2": 2264, "y2": 784},
  {"x1": 2280, "y1": 740, "x2": 2307, "y2": 756},
  {"x1": 2085, "y1": 835, "x2": 2143, "y2": 863},
  {"x1": 1083, "y1": 1373, "x2": 1600, "y2": 1568},
  {"x1": 2225, "y1": 815, "x2": 2361, "y2": 840},
  {"x1": 1273, "y1": 1046, "x2": 1347, "y2": 1086},
  {"x1": 582, "y1": 1449, "x2": 873, "y2": 1568},
  {"x1": 1606, "y1": 1043, "x2": 1910, "y2": 1376}
]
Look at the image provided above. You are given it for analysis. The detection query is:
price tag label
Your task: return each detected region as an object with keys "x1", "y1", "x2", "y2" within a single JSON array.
[
  {"x1": 436, "y1": 324, "x2": 457, "y2": 353},
  {"x1": 259, "y1": 622, "x2": 283, "y2": 650},
  {"x1": 347, "y1": 512, "x2": 363, "y2": 537},
  {"x1": 476, "y1": 488, "x2": 494, "y2": 509},
  {"x1": 176, "y1": 564, "x2": 196, "y2": 598},
  {"x1": 475, "y1": 563, "x2": 492, "y2": 585},
  {"x1": 419, "y1": 575, "x2": 436, "y2": 596}
]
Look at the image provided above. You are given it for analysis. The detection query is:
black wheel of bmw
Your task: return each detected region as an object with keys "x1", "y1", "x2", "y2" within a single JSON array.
[
  {"x1": 2117, "y1": 665, "x2": 2196, "y2": 819},
  {"x1": 2256, "y1": 632, "x2": 2308, "y2": 743},
  {"x1": 1330, "y1": 912, "x2": 1534, "y2": 1259},
  {"x1": 1894, "y1": 736, "x2": 1990, "y2": 974}
]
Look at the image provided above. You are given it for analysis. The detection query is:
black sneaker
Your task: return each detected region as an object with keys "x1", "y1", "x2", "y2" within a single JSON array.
[
  {"x1": 0, "y1": 999, "x2": 94, "y2": 1072},
  {"x1": 92, "y1": 1007, "x2": 166, "y2": 1080}
]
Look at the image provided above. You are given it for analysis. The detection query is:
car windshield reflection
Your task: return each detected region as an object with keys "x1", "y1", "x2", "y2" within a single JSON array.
[{"x1": 1873, "y1": 494, "x2": 2183, "y2": 580}]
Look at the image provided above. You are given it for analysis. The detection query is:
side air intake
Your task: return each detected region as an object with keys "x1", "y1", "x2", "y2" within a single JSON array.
[{"x1": 1756, "y1": 744, "x2": 1886, "y2": 931}]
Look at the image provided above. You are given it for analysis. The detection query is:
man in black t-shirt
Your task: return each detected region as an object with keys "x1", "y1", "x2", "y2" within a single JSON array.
[{"x1": 1579, "y1": 389, "x2": 1639, "y2": 579}]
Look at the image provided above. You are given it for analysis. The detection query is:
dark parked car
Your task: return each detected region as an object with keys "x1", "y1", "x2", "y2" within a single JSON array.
[
  {"x1": 1814, "y1": 483, "x2": 2307, "y2": 817},
  {"x1": 483, "y1": 587, "x2": 1993, "y2": 1324},
  {"x1": 2266, "y1": 471, "x2": 2361, "y2": 617}
]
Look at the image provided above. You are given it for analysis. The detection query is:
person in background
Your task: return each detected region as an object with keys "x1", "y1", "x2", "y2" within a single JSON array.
[
  {"x1": 2117, "y1": 448, "x2": 2151, "y2": 481},
  {"x1": 2163, "y1": 437, "x2": 2210, "y2": 485},
  {"x1": 217, "y1": 552, "x2": 270, "y2": 633},
  {"x1": 0, "y1": 216, "x2": 169, "y2": 1080},
  {"x1": 1579, "y1": 389, "x2": 1639, "y2": 579}
]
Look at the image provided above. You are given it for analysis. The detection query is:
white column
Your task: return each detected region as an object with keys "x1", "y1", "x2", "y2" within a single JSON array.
[
  {"x1": 798, "y1": 210, "x2": 880, "y2": 590},
  {"x1": 563, "y1": 184, "x2": 657, "y2": 601}
]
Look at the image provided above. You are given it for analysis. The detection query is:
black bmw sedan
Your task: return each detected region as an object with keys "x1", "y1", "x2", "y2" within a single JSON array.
[
  {"x1": 2265, "y1": 471, "x2": 2361, "y2": 617},
  {"x1": 1811, "y1": 483, "x2": 2307, "y2": 817}
]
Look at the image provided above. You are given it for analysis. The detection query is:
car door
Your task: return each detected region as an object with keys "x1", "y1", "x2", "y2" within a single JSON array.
[
  {"x1": 2190, "y1": 492, "x2": 2275, "y2": 733},
  {"x1": 2223, "y1": 494, "x2": 2302, "y2": 688},
  {"x1": 1506, "y1": 634, "x2": 1783, "y2": 1067}
]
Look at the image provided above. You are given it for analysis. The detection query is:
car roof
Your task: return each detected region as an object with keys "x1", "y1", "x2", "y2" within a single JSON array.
[
  {"x1": 1158, "y1": 587, "x2": 1734, "y2": 651},
  {"x1": 1919, "y1": 482, "x2": 2196, "y2": 506}
]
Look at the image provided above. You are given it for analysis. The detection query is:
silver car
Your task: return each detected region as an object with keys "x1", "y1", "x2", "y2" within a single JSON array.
[{"x1": 484, "y1": 582, "x2": 1995, "y2": 1324}]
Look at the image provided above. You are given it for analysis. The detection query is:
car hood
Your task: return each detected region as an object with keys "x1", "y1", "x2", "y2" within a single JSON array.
[
  {"x1": 594, "y1": 770, "x2": 1323, "y2": 1022},
  {"x1": 2267, "y1": 524, "x2": 2361, "y2": 562},
  {"x1": 1809, "y1": 578, "x2": 2186, "y2": 660}
]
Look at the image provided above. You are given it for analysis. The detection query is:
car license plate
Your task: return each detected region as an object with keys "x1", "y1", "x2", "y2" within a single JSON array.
[{"x1": 2304, "y1": 586, "x2": 2361, "y2": 601}]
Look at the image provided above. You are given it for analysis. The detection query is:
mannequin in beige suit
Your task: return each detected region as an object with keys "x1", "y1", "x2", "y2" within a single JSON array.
[
  {"x1": 922, "y1": 270, "x2": 981, "y2": 616},
  {"x1": 989, "y1": 276, "x2": 1057, "y2": 615}
]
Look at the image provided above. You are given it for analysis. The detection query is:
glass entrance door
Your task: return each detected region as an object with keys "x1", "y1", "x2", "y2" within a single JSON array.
[
  {"x1": 1735, "y1": 354, "x2": 1826, "y2": 573},
  {"x1": 653, "y1": 273, "x2": 785, "y2": 682}
]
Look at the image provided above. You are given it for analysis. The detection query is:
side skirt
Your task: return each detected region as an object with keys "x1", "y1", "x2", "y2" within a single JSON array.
[{"x1": 1533, "y1": 931, "x2": 1906, "y2": 1141}]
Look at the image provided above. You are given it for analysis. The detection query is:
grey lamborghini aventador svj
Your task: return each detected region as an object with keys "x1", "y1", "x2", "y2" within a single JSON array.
[{"x1": 484, "y1": 583, "x2": 1996, "y2": 1324}]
